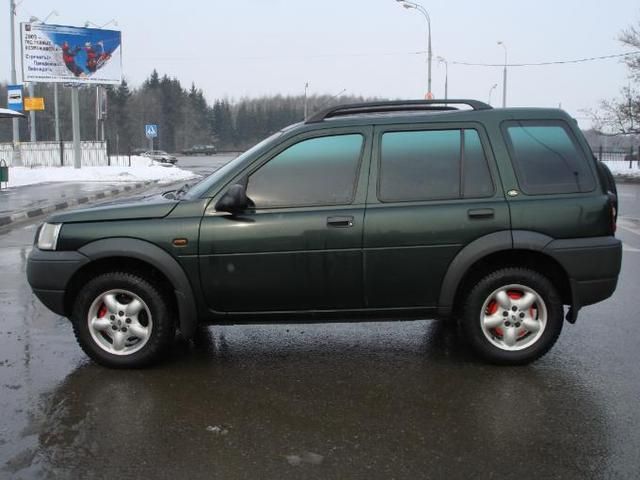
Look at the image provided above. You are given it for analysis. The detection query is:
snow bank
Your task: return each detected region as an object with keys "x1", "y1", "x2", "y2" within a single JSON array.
[
  {"x1": 4, "y1": 157, "x2": 197, "y2": 188},
  {"x1": 603, "y1": 161, "x2": 640, "y2": 178}
]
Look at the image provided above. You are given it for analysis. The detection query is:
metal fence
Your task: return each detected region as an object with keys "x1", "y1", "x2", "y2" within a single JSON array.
[
  {"x1": 0, "y1": 141, "x2": 108, "y2": 167},
  {"x1": 595, "y1": 146, "x2": 640, "y2": 168}
]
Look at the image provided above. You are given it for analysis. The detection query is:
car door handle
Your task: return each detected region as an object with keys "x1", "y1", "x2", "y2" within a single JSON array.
[
  {"x1": 467, "y1": 208, "x2": 494, "y2": 219},
  {"x1": 327, "y1": 216, "x2": 354, "y2": 228}
]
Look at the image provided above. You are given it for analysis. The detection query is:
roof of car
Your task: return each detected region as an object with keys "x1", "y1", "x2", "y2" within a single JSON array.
[{"x1": 298, "y1": 100, "x2": 574, "y2": 131}]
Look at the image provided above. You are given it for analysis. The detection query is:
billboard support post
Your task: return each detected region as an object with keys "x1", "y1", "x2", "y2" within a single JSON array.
[
  {"x1": 95, "y1": 86, "x2": 99, "y2": 141},
  {"x1": 28, "y1": 83, "x2": 36, "y2": 142},
  {"x1": 71, "y1": 86, "x2": 81, "y2": 169},
  {"x1": 54, "y1": 83, "x2": 60, "y2": 142}
]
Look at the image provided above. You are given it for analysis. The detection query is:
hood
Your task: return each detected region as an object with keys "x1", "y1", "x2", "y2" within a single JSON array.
[{"x1": 48, "y1": 193, "x2": 179, "y2": 224}]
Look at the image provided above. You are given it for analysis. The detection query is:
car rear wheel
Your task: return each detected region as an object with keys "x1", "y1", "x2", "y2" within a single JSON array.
[
  {"x1": 71, "y1": 272, "x2": 175, "y2": 368},
  {"x1": 461, "y1": 268, "x2": 563, "y2": 365}
]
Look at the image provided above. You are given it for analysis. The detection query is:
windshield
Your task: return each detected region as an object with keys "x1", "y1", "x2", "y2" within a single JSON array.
[{"x1": 184, "y1": 131, "x2": 284, "y2": 198}]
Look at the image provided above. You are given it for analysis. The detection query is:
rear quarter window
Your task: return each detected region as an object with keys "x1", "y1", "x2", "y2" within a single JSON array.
[{"x1": 502, "y1": 120, "x2": 595, "y2": 195}]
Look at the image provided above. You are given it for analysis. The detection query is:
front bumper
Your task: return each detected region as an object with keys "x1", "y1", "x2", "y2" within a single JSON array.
[{"x1": 27, "y1": 248, "x2": 89, "y2": 316}]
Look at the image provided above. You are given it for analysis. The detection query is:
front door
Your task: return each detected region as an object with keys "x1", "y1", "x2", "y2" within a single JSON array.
[{"x1": 199, "y1": 128, "x2": 372, "y2": 313}]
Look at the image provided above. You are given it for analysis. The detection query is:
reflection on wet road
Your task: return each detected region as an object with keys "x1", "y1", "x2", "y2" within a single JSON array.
[{"x1": 0, "y1": 184, "x2": 639, "y2": 479}]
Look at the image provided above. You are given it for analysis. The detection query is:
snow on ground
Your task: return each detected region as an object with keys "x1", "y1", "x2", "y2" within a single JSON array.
[
  {"x1": 604, "y1": 161, "x2": 640, "y2": 178},
  {"x1": 4, "y1": 156, "x2": 197, "y2": 188}
]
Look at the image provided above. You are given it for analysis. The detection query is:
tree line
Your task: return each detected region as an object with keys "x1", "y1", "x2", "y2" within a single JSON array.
[{"x1": 0, "y1": 70, "x2": 374, "y2": 154}]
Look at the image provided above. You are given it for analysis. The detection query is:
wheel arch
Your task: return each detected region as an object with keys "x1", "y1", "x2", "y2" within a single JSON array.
[
  {"x1": 438, "y1": 230, "x2": 572, "y2": 317},
  {"x1": 64, "y1": 238, "x2": 199, "y2": 339}
]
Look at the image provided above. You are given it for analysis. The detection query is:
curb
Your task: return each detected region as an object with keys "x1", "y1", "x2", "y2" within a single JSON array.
[{"x1": 0, "y1": 180, "x2": 159, "y2": 228}]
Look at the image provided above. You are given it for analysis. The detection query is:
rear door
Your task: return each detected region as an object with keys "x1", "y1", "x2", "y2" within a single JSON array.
[
  {"x1": 363, "y1": 123, "x2": 510, "y2": 308},
  {"x1": 198, "y1": 127, "x2": 372, "y2": 313}
]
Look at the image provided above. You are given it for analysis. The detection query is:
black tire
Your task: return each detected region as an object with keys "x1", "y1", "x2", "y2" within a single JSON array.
[
  {"x1": 71, "y1": 272, "x2": 176, "y2": 368},
  {"x1": 461, "y1": 267, "x2": 563, "y2": 365}
]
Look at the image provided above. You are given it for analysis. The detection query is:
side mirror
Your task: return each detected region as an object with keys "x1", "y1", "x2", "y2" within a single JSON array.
[{"x1": 215, "y1": 184, "x2": 250, "y2": 213}]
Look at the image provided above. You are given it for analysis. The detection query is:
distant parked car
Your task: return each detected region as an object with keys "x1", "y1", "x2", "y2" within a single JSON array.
[
  {"x1": 130, "y1": 147, "x2": 148, "y2": 156},
  {"x1": 624, "y1": 153, "x2": 639, "y2": 161},
  {"x1": 142, "y1": 150, "x2": 177, "y2": 164},
  {"x1": 182, "y1": 144, "x2": 217, "y2": 156}
]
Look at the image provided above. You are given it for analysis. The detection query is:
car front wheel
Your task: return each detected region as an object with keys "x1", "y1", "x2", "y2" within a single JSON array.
[
  {"x1": 71, "y1": 272, "x2": 175, "y2": 368},
  {"x1": 461, "y1": 267, "x2": 564, "y2": 365}
]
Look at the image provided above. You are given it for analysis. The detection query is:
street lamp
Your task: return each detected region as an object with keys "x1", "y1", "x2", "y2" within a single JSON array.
[
  {"x1": 395, "y1": 0, "x2": 432, "y2": 98},
  {"x1": 84, "y1": 19, "x2": 118, "y2": 29},
  {"x1": 29, "y1": 10, "x2": 58, "y2": 23},
  {"x1": 437, "y1": 56, "x2": 448, "y2": 100},
  {"x1": 497, "y1": 41, "x2": 507, "y2": 107},
  {"x1": 488, "y1": 83, "x2": 498, "y2": 106}
]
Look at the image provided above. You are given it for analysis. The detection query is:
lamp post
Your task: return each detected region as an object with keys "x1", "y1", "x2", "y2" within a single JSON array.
[
  {"x1": 488, "y1": 83, "x2": 498, "y2": 106},
  {"x1": 395, "y1": 0, "x2": 432, "y2": 98},
  {"x1": 437, "y1": 56, "x2": 448, "y2": 100},
  {"x1": 304, "y1": 82, "x2": 309, "y2": 120},
  {"x1": 497, "y1": 41, "x2": 507, "y2": 107}
]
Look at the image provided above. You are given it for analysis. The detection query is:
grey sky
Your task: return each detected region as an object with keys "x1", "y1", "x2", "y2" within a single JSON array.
[{"x1": 2, "y1": 0, "x2": 639, "y2": 128}]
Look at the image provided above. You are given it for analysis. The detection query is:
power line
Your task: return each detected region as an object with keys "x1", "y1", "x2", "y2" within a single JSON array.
[
  {"x1": 131, "y1": 50, "x2": 640, "y2": 67},
  {"x1": 450, "y1": 51, "x2": 640, "y2": 67}
]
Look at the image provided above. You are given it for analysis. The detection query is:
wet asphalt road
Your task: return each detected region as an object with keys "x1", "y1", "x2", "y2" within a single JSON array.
[{"x1": 0, "y1": 168, "x2": 639, "y2": 479}]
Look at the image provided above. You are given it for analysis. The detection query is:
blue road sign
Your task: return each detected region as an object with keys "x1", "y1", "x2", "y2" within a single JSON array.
[
  {"x1": 7, "y1": 85, "x2": 23, "y2": 112},
  {"x1": 145, "y1": 124, "x2": 158, "y2": 139}
]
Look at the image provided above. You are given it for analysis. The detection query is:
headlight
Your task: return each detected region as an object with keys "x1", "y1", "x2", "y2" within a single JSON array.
[{"x1": 37, "y1": 223, "x2": 62, "y2": 251}]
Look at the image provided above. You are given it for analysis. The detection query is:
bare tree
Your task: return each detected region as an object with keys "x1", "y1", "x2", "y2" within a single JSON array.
[{"x1": 593, "y1": 19, "x2": 640, "y2": 134}]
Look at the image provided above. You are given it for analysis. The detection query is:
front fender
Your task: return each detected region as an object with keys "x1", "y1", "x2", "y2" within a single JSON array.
[{"x1": 78, "y1": 238, "x2": 198, "y2": 338}]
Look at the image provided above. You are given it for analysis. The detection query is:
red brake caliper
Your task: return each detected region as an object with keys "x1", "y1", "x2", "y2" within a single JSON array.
[{"x1": 98, "y1": 304, "x2": 107, "y2": 318}]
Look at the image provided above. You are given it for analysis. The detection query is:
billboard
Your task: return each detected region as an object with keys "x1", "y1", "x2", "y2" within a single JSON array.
[{"x1": 21, "y1": 23, "x2": 122, "y2": 85}]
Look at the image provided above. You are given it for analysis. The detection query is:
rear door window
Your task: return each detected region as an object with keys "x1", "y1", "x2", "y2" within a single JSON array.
[
  {"x1": 378, "y1": 128, "x2": 494, "y2": 202},
  {"x1": 502, "y1": 120, "x2": 595, "y2": 195}
]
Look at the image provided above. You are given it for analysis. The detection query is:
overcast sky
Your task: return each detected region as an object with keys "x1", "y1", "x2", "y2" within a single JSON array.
[{"x1": 2, "y1": 0, "x2": 639, "y2": 128}]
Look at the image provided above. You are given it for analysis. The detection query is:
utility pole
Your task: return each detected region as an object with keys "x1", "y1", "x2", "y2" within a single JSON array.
[
  {"x1": 437, "y1": 56, "x2": 448, "y2": 100},
  {"x1": 95, "y1": 86, "x2": 100, "y2": 140},
  {"x1": 9, "y1": 0, "x2": 22, "y2": 165},
  {"x1": 54, "y1": 83, "x2": 60, "y2": 141},
  {"x1": 303, "y1": 82, "x2": 309, "y2": 120},
  {"x1": 71, "y1": 87, "x2": 81, "y2": 169},
  {"x1": 498, "y1": 41, "x2": 508, "y2": 108}
]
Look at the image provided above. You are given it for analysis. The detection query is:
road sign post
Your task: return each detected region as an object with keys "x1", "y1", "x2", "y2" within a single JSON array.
[{"x1": 145, "y1": 124, "x2": 158, "y2": 152}]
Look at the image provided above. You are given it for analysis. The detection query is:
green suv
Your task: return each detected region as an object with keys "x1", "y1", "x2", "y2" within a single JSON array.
[{"x1": 26, "y1": 100, "x2": 622, "y2": 368}]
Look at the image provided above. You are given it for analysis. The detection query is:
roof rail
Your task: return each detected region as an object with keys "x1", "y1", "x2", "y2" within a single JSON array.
[{"x1": 305, "y1": 99, "x2": 492, "y2": 124}]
